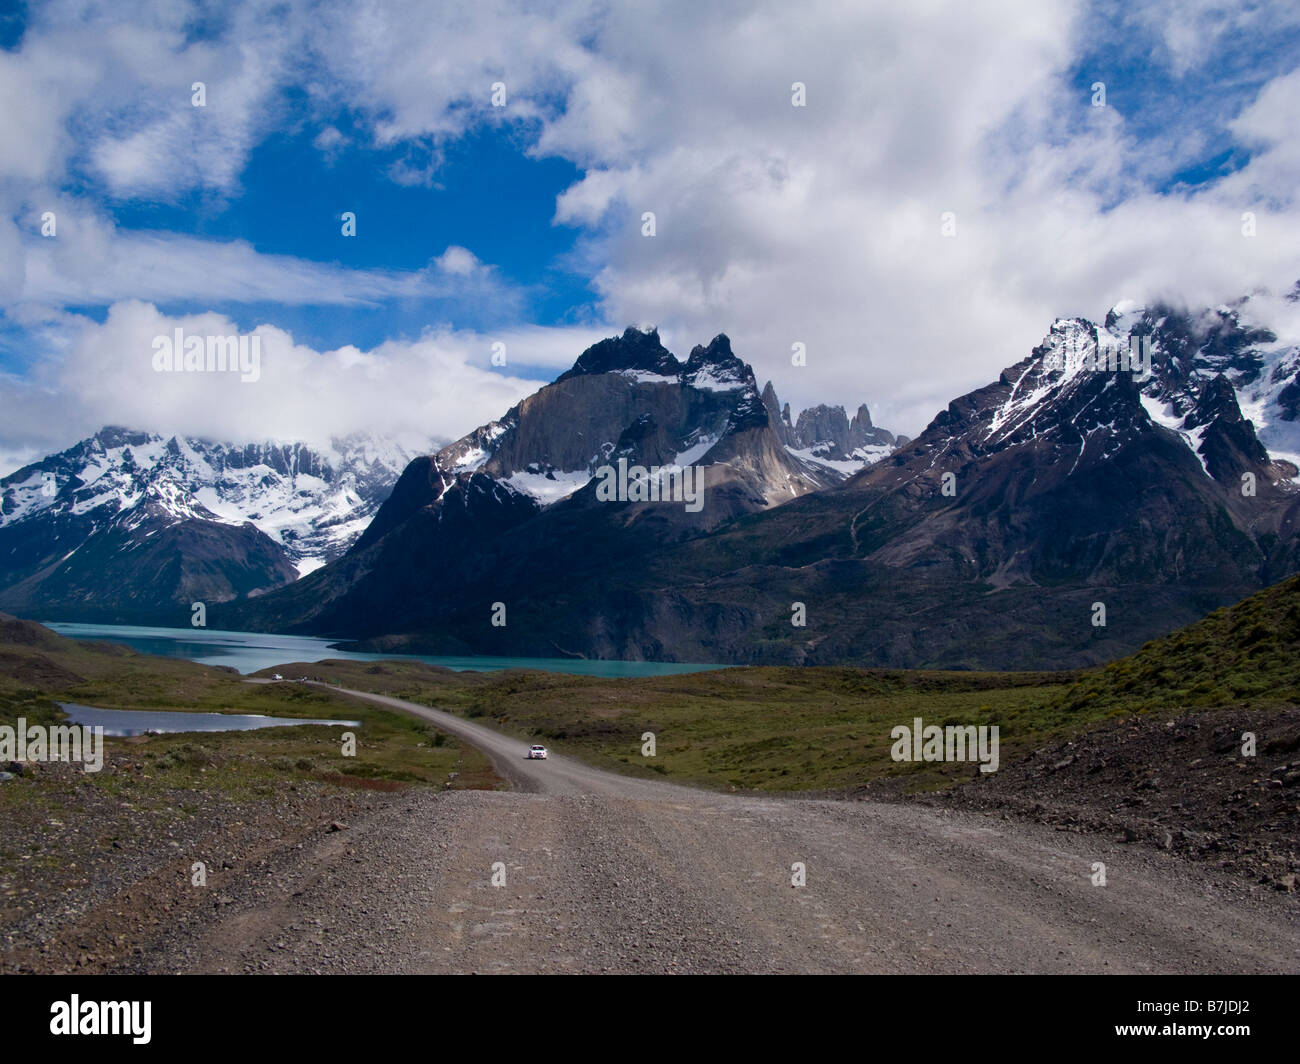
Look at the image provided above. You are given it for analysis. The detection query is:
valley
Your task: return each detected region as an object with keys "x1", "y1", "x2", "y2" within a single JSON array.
[
  {"x1": 4, "y1": 298, "x2": 1300, "y2": 978},
  {"x1": 2, "y1": 577, "x2": 1297, "y2": 974},
  {"x1": 4, "y1": 0, "x2": 1299, "y2": 1008}
]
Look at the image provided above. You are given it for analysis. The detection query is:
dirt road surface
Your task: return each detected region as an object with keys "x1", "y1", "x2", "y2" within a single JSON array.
[{"x1": 141, "y1": 686, "x2": 1300, "y2": 974}]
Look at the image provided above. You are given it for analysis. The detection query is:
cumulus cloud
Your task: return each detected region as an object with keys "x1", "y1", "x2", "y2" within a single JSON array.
[
  {"x1": 1, "y1": 0, "x2": 1298, "y2": 453},
  {"x1": 529, "y1": 0, "x2": 1300, "y2": 431},
  {"x1": 0, "y1": 301, "x2": 612, "y2": 468},
  {"x1": 433, "y1": 246, "x2": 485, "y2": 277}
]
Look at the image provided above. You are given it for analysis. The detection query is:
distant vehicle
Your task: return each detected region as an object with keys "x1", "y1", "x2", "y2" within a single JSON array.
[
  {"x1": 527, "y1": 745, "x2": 549, "y2": 760},
  {"x1": 273, "y1": 674, "x2": 283, "y2": 680}
]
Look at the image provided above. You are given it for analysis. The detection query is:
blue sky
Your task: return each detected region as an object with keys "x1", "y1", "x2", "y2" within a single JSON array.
[
  {"x1": 96, "y1": 122, "x2": 596, "y2": 356},
  {"x1": 0, "y1": 0, "x2": 1297, "y2": 467}
]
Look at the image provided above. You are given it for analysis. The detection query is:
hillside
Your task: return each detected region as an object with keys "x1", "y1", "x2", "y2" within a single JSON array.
[
  {"x1": 941, "y1": 573, "x2": 1300, "y2": 890},
  {"x1": 1055, "y1": 571, "x2": 1300, "y2": 714}
]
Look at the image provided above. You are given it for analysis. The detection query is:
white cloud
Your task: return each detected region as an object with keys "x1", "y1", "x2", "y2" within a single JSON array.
[
  {"x1": 1224, "y1": 68, "x2": 1300, "y2": 208},
  {"x1": 0, "y1": 196, "x2": 525, "y2": 312},
  {"x1": 1, "y1": 0, "x2": 1298, "y2": 450},
  {"x1": 1, "y1": 2, "x2": 293, "y2": 199},
  {"x1": 313, "y1": 125, "x2": 347, "y2": 158},
  {"x1": 526, "y1": 0, "x2": 1300, "y2": 433},
  {"x1": 433, "y1": 245, "x2": 484, "y2": 276},
  {"x1": 0, "y1": 301, "x2": 611, "y2": 467}
]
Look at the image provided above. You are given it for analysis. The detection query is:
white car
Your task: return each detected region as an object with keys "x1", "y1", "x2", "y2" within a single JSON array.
[{"x1": 527, "y1": 744, "x2": 549, "y2": 760}]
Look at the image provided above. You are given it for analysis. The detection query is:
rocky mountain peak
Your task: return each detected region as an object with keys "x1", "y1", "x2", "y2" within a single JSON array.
[
  {"x1": 794, "y1": 405, "x2": 853, "y2": 454},
  {"x1": 1186, "y1": 374, "x2": 1273, "y2": 483},
  {"x1": 556, "y1": 325, "x2": 678, "y2": 383},
  {"x1": 788, "y1": 400, "x2": 896, "y2": 462},
  {"x1": 1087, "y1": 299, "x2": 1295, "y2": 477},
  {"x1": 1187, "y1": 374, "x2": 1245, "y2": 430},
  {"x1": 760, "y1": 381, "x2": 792, "y2": 445},
  {"x1": 681, "y1": 334, "x2": 752, "y2": 391}
]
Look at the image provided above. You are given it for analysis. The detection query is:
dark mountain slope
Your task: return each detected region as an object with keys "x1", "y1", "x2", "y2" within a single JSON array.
[
  {"x1": 221, "y1": 328, "x2": 896, "y2": 642},
  {"x1": 306, "y1": 316, "x2": 1299, "y2": 668}
]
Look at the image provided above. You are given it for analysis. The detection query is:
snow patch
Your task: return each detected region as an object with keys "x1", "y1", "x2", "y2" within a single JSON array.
[
  {"x1": 685, "y1": 365, "x2": 747, "y2": 391},
  {"x1": 785, "y1": 443, "x2": 890, "y2": 476},
  {"x1": 502, "y1": 468, "x2": 593, "y2": 506},
  {"x1": 673, "y1": 433, "x2": 722, "y2": 467},
  {"x1": 617, "y1": 369, "x2": 679, "y2": 385}
]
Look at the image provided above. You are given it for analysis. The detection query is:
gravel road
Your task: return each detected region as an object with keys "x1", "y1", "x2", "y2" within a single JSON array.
[{"x1": 141, "y1": 686, "x2": 1300, "y2": 974}]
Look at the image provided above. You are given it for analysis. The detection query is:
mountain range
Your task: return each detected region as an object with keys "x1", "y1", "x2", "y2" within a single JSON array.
[
  {"x1": 4, "y1": 293, "x2": 1298, "y2": 666},
  {"x1": 0, "y1": 430, "x2": 427, "y2": 623},
  {"x1": 215, "y1": 292, "x2": 1300, "y2": 669},
  {"x1": 0, "y1": 334, "x2": 895, "y2": 628}
]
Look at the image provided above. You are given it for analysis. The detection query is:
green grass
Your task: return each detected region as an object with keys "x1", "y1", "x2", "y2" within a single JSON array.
[
  {"x1": 8, "y1": 569, "x2": 1300, "y2": 802},
  {"x1": 0, "y1": 620, "x2": 500, "y2": 801},
  {"x1": 1055, "y1": 572, "x2": 1300, "y2": 716},
  {"x1": 274, "y1": 569, "x2": 1300, "y2": 793},
  {"x1": 269, "y1": 659, "x2": 1097, "y2": 793}
]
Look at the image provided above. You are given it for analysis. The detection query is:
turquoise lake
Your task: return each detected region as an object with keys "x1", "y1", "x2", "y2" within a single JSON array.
[{"x1": 42, "y1": 622, "x2": 727, "y2": 679}]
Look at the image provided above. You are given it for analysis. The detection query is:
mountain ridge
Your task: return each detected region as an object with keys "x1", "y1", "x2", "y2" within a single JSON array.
[
  {"x1": 228, "y1": 297, "x2": 1300, "y2": 668},
  {"x1": 218, "y1": 328, "x2": 901, "y2": 639},
  {"x1": 0, "y1": 428, "x2": 431, "y2": 623}
]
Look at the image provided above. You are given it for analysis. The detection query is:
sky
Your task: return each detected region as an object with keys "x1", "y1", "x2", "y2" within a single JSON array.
[{"x1": 0, "y1": 0, "x2": 1298, "y2": 471}]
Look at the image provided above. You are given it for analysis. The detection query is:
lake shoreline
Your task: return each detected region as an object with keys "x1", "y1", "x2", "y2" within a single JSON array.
[{"x1": 42, "y1": 621, "x2": 727, "y2": 678}]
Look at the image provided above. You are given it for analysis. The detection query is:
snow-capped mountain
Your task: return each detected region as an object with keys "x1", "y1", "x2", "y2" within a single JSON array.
[
  {"x1": 878, "y1": 301, "x2": 1300, "y2": 506},
  {"x1": 24, "y1": 297, "x2": 1300, "y2": 668},
  {"x1": 839, "y1": 308, "x2": 1299, "y2": 579},
  {"x1": 0, "y1": 428, "x2": 431, "y2": 575},
  {"x1": 0, "y1": 427, "x2": 431, "y2": 624},
  {"x1": 770, "y1": 394, "x2": 905, "y2": 477},
  {"x1": 0, "y1": 329, "x2": 900, "y2": 630},
  {"x1": 227, "y1": 300, "x2": 1300, "y2": 669},
  {"x1": 223, "y1": 327, "x2": 902, "y2": 639},
  {"x1": 430, "y1": 327, "x2": 901, "y2": 519},
  {"x1": 1100, "y1": 295, "x2": 1300, "y2": 478}
]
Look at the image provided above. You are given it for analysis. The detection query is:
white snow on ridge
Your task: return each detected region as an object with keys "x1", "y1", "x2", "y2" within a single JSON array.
[
  {"x1": 685, "y1": 365, "x2": 747, "y2": 391},
  {"x1": 444, "y1": 419, "x2": 511, "y2": 473},
  {"x1": 785, "y1": 443, "x2": 891, "y2": 476},
  {"x1": 1139, "y1": 394, "x2": 1184, "y2": 433},
  {"x1": 983, "y1": 321, "x2": 1092, "y2": 444},
  {"x1": 500, "y1": 432, "x2": 727, "y2": 507},
  {"x1": 0, "y1": 430, "x2": 430, "y2": 568},
  {"x1": 449, "y1": 446, "x2": 489, "y2": 472},
  {"x1": 0, "y1": 469, "x2": 55, "y2": 525},
  {"x1": 1138, "y1": 394, "x2": 1212, "y2": 478},
  {"x1": 1240, "y1": 342, "x2": 1300, "y2": 475},
  {"x1": 617, "y1": 369, "x2": 679, "y2": 385},
  {"x1": 674, "y1": 432, "x2": 722, "y2": 467},
  {"x1": 502, "y1": 467, "x2": 593, "y2": 505}
]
